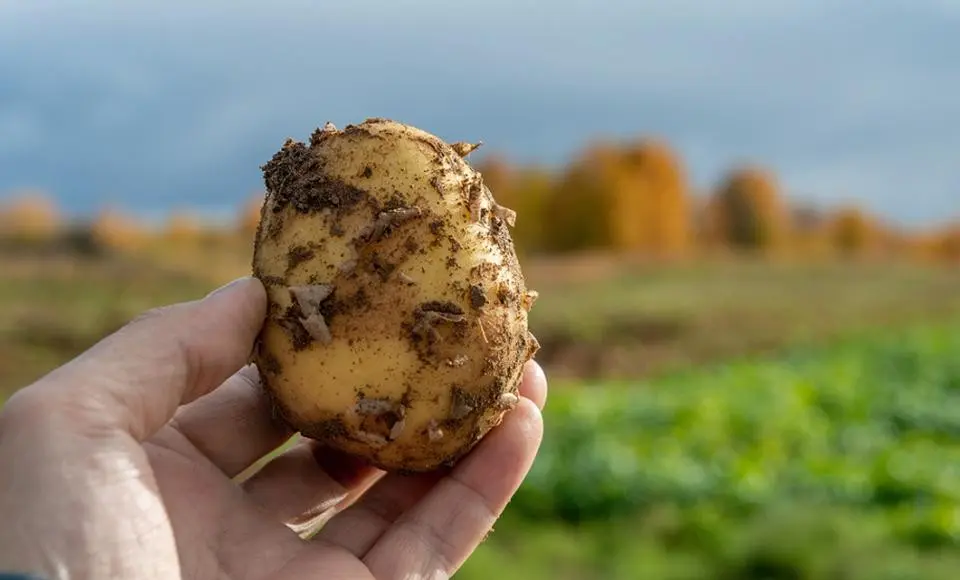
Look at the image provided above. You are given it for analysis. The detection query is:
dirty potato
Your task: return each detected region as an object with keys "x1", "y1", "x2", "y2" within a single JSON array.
[{"x1": 250, "y1": 118, "x2": 539, "y2": 472}]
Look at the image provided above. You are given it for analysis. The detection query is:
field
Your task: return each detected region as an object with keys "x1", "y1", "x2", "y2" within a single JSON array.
[
  {"x1": 2, "y1": 243, "x2": 960, "y2": 578},
  {"x1": 4, "y1": 241, "x2": 960, "y2": 392},
  {"x1": 461, "y1": 323, "x2": 960, "y2": 579}
]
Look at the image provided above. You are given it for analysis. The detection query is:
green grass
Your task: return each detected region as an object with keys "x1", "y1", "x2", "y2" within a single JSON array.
[{"x1": 457, "y1": 321, "x2": 960, "y2": 579}]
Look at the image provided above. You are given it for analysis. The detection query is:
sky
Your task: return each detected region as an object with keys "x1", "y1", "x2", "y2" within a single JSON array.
[{"x1": 1, "y1": 0, "x2": 958, "y2": 227}]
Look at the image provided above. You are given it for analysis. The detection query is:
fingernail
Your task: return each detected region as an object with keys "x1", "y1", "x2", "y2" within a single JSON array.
[{"x1": 206, "y1": 276, "x2": 252, "y2": 299}]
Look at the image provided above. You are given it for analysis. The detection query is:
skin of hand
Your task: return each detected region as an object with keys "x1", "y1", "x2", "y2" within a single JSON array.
[{"x1": 0, "y1": 276, "x2": 547, "y2": 580}]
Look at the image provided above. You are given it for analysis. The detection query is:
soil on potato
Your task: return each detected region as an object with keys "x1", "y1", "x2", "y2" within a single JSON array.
[{"x1": 251, "y1": 119, "x2": 539, "y2": 471}]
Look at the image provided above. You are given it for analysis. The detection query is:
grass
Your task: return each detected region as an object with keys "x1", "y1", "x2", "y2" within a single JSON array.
[
  {"x1": 136, "y1": 239, "x2": 960, "y2": 379},
  {"x1": 526, "y1": 257, "x2": 960, "y2": 379},
  {"x1": 2, "y1": 243, "x2": 960, "y2": 395},
  {"x1": 0, "y1": 252, "x2": 212, "y2": 396}
]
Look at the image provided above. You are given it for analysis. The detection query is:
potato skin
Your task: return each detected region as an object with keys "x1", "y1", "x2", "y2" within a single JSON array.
[{"x1": 251, "y1": 118, "x2": 539, "y2": 472}]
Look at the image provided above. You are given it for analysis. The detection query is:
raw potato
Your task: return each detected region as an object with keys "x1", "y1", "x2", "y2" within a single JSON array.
[{"x1": 251, "y1": 118, "x2": 540, "y2": 472}]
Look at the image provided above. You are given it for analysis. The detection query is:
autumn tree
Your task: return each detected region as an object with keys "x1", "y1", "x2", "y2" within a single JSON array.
[
  {"x1": 90, "y1": 208, "x2": 147, "y2": 252},
  {"x1": 238, "y1": 192, "x2": 265, "y2": 240},
  {"x1": 783, "y1": 201, "x2": 832, "y2": 258},
  {"x1": 0, "y1": 190, "x2": 63, "y2": 243},
  {"x1": 709, "y1": 166, "x2": 790, "y2": 252},
  {"x1": 932, "y1": 222, "x2": 960, "y2": 263},
  {"x1": 475, "y1": 154, "x2": 514, "y2": 203},
  {"x1": 610, "y1": 139, "x2": 691, "y2": 256},
  {"x1": 509, "y1": 169, "x2": 554, "y2": 254},
  {"x1": 541, "y1": 143, "x2": 619, "y2": 253},
  {"x1": 163, "y1": 210, "x2": 203, "y2": 243},
  {"x1": 875, "y1": 225, "x2": 912, "y2": 258},
  {"x1": 826, "y1": 206, "x2": 879, "y2": 256}
]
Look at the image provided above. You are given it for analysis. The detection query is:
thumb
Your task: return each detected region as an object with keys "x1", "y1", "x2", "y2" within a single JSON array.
[{"x1": 35, "y1": 276, "x2": 267, "y2": 441}]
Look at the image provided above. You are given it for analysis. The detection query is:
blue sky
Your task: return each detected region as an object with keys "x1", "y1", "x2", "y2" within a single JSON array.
[{"x1": 1, "y1": 0, "x2": 958, "y2": 227}]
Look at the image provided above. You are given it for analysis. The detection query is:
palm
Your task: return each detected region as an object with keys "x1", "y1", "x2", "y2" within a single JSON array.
[
  {"x1": 134, "y1": 361, "x2": 543, "y2": 579},
  {"x1": 145, "y1": 424, "x2": 374, "y2": 579}
]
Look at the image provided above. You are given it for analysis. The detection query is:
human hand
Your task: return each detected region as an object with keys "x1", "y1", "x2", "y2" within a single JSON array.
[{"x1": 0, "y1": 277, "x2": 546, "y2": 579}]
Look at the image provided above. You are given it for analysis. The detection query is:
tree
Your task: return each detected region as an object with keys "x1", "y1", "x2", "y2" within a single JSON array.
[
  {"x1": 826, "y1": 206, "x2": 879, "y2": 256},
  {"x1": 0, "y1": 189, "x2": 63, "y2": 243},
  {"x1": 238, "y1": 193, "x2": 265, "y2": 240},
  {"x1": 163, "y1": 210, "x2": 203, "y2": 243},
  {"x1": 541, "y1": 143, "x2": 618, "y2": 253},
  {"x1": 710, "y1": 166, "x2": 790, "y2": 252},
  {"x1": 90, "y1": 207, "x2": 147, "y2": 252},
  {"x1": 610, "y1": 139, "x2": 691, "y2": 256}
]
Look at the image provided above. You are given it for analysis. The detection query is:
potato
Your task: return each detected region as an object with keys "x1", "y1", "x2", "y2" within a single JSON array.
[{"x1": 250, "y1": 118, "x2": 540, "y2": 472}]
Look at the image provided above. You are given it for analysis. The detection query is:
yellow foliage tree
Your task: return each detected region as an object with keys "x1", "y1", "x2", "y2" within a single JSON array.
[
  {"x1": 238, "y1": 193, "x2": 265, "y2": 240},
  {"x1": 90, "y1": 208, "x2": 147, "y2": 252},
  {"x1": 611, "y1": 139, "x2": 691, "y2": 256},
  {"x1": 709, "y1": 166, "x2": 790, "y2": 252},
  {"x1": 510, "y1": 167, "x2": 554, "y2": 253},
  {"x1": 163, "y1": 211, "x2": 203, "y2": 243},
  {"x1": 533, "y1": 138, "x2": 694, "y2": 256},
  {"x1": 542, "y1": 143, "x2": 618, "y2": 253},
  {"x1": 826, "y1": 206, "x2": 879, "y2": 256},
  {"x1": 475, "y1": 155, "x2": 514, "y2": 203},
  {"x1": 0, "y1": 190, "x2": 63, "y2": 242},
  {"x1": 875, "y1": 225, "x2": 911, "y2": 258},
  {"x1": 932, "y1": 222, "x2": 960, "y2": 263},
  {"x1": 477, "y1": 156, "x2": 554, "y2": 256}
]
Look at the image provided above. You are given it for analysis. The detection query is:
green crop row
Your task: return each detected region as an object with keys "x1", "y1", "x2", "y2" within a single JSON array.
[{"x1": 458, "y1": 322, "x2": 960, "y2": 579}]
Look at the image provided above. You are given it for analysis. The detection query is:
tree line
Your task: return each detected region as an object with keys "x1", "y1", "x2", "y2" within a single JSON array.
[
  {"x1": 1, "y1": 137, "x2": 958, "y2": 263},
  {"x1": 472, "y1": 139, "x2": 959, "y2": 262}
]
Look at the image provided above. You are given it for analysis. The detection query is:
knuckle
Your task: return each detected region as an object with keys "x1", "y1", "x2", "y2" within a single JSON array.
[
  {"x1": 127, "y1": 303, "x2": 183, "y2": 328},
  {"x1": 1, "y1": 385, "x2": 119, "y2": 441},
  {"x1": 0, "y1": 386, "x2": 57, "y2": 436}
]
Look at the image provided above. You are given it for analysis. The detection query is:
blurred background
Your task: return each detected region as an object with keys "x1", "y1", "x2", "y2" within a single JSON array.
[{"x1": 3, "y1": 1, "x2": 960, "y2": 578}]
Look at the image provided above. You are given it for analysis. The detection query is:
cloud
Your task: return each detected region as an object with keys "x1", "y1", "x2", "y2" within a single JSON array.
[{"x1": 0, "y1": 0, "x2": 957, "y2": 226}]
